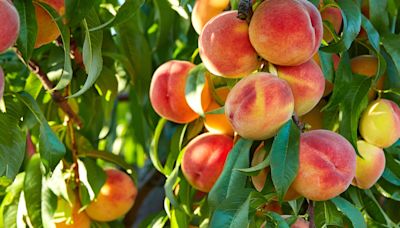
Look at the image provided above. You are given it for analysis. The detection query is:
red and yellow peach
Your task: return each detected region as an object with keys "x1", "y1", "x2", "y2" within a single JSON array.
[{"x1": 0, "y1": 0, "x2": 20, "y2": 53}]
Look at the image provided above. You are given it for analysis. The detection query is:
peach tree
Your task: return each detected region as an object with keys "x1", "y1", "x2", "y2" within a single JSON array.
[{"x1": 0, "y1": 0, "x2": 399, "y2": 227}]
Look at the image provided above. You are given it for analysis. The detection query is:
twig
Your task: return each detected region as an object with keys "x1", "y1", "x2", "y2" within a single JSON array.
[
  {"x1": 16, "y1": 52, "x2": 83, "y2": 128},
  {"x1": 308, "y1": 200, "x2": 315, "y2": 228},
  {"x1": 292, "y1": 114, "x2": 305, "y2": 132}
]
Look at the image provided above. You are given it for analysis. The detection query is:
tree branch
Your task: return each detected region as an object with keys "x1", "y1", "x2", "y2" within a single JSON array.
[
  {"x1": 308, "y1": 200, "x2": 315, "y2": 228},
  {"x1": 16, "y1": 52, "x2": 83, "y2": 128}
]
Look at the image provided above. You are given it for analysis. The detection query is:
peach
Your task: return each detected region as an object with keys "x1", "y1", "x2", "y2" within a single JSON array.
[
  {"x1": 292, "y1": 130, "x2": 356, "y2": 201},
  {"x1": 225, "y1": 72, "x2": 294, "y2": 140},
  {"x1": 0, "y1": 0, "x2": 20, "y2": 53},
  {"x1": 299, "y1": 99, "x2": 326, "y2": 130},
  {"x1": 34, "y1": 0, "x2": 65, "y2": 48},
  {"x1": 204, "y1": 87, "x2": 234, "y2": 136},
  {"x1": 249, "y1": 0, "x2": 323, "y2": 66},
  {"x1": 277, "y1": 59, "x2": 325, "y2": 116},
  {"x1": 0, "y1": 66, "x2": 4, "y2": 100},
  {"x1": 86, "y1": 169, "x2": 137, "y2": 222},
  {"x1": 54, "y1": 198, "x2": 90, "y2": 228},
  {"x1": 199, "y1": 11, "x2": 260, "y2": 78},
  {"x1": 291, "y1": 218, "x2": 310, "y2": 228},
  {"x1": 320, "y1": 3, "x2": 342, "y2": 42},
  {"x1": 352, "y1": 140, "x2": 385, "y2": 189},
  {"x1": 181, "y1": 133, "x2": 233, "y2": 192},
  {"x1": 350, "y1": 55, "x2": 385, "y2": 100},
  {"x1": 312, "y1": 53, "x2": 339, "y2": 96},
  {"x1": 149, "y1": 60, "x2": 211, "y2": 124},
  {"x1": 359, "y1": 99, "x2": 400, "y2": 148},
  {"x1": 191, "y1": 0, "x2": 229, "y2": 34}
]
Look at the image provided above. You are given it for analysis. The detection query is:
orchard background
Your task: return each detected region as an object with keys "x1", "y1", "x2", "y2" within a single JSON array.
[{"x1": 0, "y1": 0, "x2": 400, "y2": 227}]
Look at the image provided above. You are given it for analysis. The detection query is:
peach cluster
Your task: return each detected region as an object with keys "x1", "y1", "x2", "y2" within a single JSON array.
[{"x1": 0, "y1": 0, "x2": 20, "y2": 53}]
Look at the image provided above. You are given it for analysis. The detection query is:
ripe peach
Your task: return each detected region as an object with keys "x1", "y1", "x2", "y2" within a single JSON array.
[
  {"x1": 54, "y1": 198, "x2": 90, "y2": 228},
  {"x1": 350, "y1": 55, "x2": 385, "y2": 100},
  {"x1": 86, "y1": 169, "x2": 137, "y2": 222},
  {"x1": 191, "y1": 0, "x2": 229, "y2": 34},
  {"x1": 199, "y1": 11, "x2": 260, "y2": 78},
  {"x1": 291, "y1": 218, "x2": 310, "y2": 228},
  {"x1": 204, "y1": 87, "x2": 234, "y2": 136},
  {"x1": 320, "y1": 3, "x2": 342, "y2": 42},
  {"x1": 292, "y1": 130, "x2": 356, "y2": 201},
  {"x1": 0, "y1": 0, "x2": 20, "y2": 53},
  {"x1": 299, "y1": 99, "x2": 326, "y2": 130},
  {"x1": 34, "y1": 0, "x2": 65, "y2": 48},
  {"x1": 359, "y1": 99, "x2": 400, "y2": 148},
  {"x1": 249, "y1": 0, "x2": 323, "y2": 66},
  {"x1": 181, "y1": 133, "x2": 233, "y2": 192},
  {"x1": 149, "y1": 60, "x2": 211, "y2": 124},
  {"x1": 277, "y1": 59, "x2": 325, "y2": 116},
  {"x1": 225, "y1": 72, "x2": 294, "y2": 140},
  {"x1": 352, "y1": 140, "x2": 385, "y2": 189}
]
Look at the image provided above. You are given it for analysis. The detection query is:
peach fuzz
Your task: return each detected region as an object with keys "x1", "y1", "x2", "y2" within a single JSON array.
[
  {"x1": 359, "y1": 99, "x2": 400, "y2": 148},
  {"x1": 181, "y1": 133, "x2": 233, "y2": 192},
  {"x1": 352, "y1": 140, "x2": 385, "y2": 189},
  {"x1": 0, "y1": 0, "x2": 20, "y2": 53},
  {"x1": 149, "y1": 60, "x2": 211, "y2": 124},
  {"x1": 350, "y1": 55, "x2": 385, "y2": 100},
  {"x1": 225, "y1": 72, "x2": 294, "y2": 140},
  {"x1": 299, "y1": 99, "x2": 326, "y2": 130},
  {"x1": 277, "y1": 59, "x2": 325, "y2": 116},
  {"x1": 55, "y1": 201, "x2": 91, "y2": 228},
  {"x1": 86, "y1": 169, "x2": 137, "y2": 222},
  {"x1": 204, "y1": 87, "x2": 234, "y2": 136},
  {"x1": 249, "y1": 0, "x2": 323, "y2": 66},
  {"x1": 320, "y1": 3, "x2": 342, "y2": 42},
  {"x1": 191, "y1": 0, "x2": 229, "y2": 34},
  {"x1": 199, "y1": 11, "x2": 260, "y2": 78},
  {"x1": 292, "y1": 130, "x2": 356, "y2": 201}
]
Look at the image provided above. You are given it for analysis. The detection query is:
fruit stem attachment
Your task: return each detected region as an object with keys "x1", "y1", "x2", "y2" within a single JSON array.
[
  {"x1": 292, "y1": 114, "x2": 305, "y2": 132},
  {"x1": 237, "y1": 0, "x2": 253, "y2": 23}
]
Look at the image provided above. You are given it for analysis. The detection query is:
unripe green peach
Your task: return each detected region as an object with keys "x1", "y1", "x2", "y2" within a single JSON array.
[
  {"x1": 225, "y1": 72, "x2": 294, "y2": 140},
  {"x1": 204, "y1": 87, "x2": 234, "y2": 136},
  {"x1": 86, "y1": 169, "x2": 137, "y2": 222},
  {"x1": 199, "y1": 11, "x2": 260, "y2": 78},
  {"x1": 292, "y1": 130, "x2": 356, "y2": 201},
  {"x1": 276, "y1": 59, "x2": 325, "y2": 116},
  {"x1": 352, "y1": 140, "x2": 385, "y2": 189},
  {"x1": 249, "y1": 0, "x2": 323, "y2": 66},
  {"x1": 359, "y1": 99, "x2": 400, "y2": 148},
  {"x1": 149, "y1": 60, "x2": 212, "y2": 123},
  {"x1": 181, "y1": 133, "x2": 233, "y2": 192},
  {"x1": 0, "y1": 0, "x2": 20, "y2": 53}
]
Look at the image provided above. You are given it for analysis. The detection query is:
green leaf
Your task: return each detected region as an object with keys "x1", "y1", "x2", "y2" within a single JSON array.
[
  {"x1": 78, "y1": 158, "x2": 106, "y2": 207},
  {"x1": 14, "y1": 0, "x2": 37, "y2": 62},
  {"x1": 382, "y1": 152, "x2": 400, "y2": 186},
  {"x1": 65, "y1": 0, "x2": 100, "y2": 27},
  {"x1": 23, "y1": 154, "x2": 43, "y2": 227},
  {"x1": 0, "y1": 173, "x2": 25, "y2": 228},
  {"x1": 382, "y1": 33, "x2": 400, "y2": 76},
  {"x1": 339, "y1": 74, "x2": 371, "y2": 149},
  {"x1": 270, "y1": 119, "x2": 300, "y2": 202},
  {"x1": 69, "y1": 9, "x2": 103, "y2": 98},
  {"x1": 315, "y1": 201, "x2": 344, "y2": 228},
  {"x1": 209, "y1": 190, "x2": 252, "y2": 228},
  {"x1": 266, "y1": 212, "x2": 290, "y2": 228},
  {"x1": 41, "y1": 181, "x2": 58, "y2": 228},
  {"x1": 185, "y1": 64, "x2": 207, "y2": 117},
  {"x1": 318, "y1": 51, "x2": 336, "y2": 83},
  {"x1": 208, "y1": 138, "x2": 253, "y2": 210},
  {"x1": 37, "y1": 2, "x2": 73, "y2": 92},
  {"x1": 369, "y1": 0, "x2": 390, "y2": 34},
  {"x1": 363, "y1": 189, "x2": 394, "y2": 225},
  {"x1": 16, "y1": 92, "x2": 66, "y2": 172},
  {"x1": 0, "y1": 97, "x2": 25, "y2": 186},
  {"x1": 164, "y1": 163, "x2": 182, "y2": 211},
  {"x1": 205, "y1": 106, "x2": 225, "y2": 115},
  {"x1": 331, "y1": 197, "x2": 367, "y2": 228},
  {"x1": 321, "y1": 0, "x2": 361, "y2": 52},
  {"x1": 149, "y1": 118, "x2": 168, "y2": 174}
]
